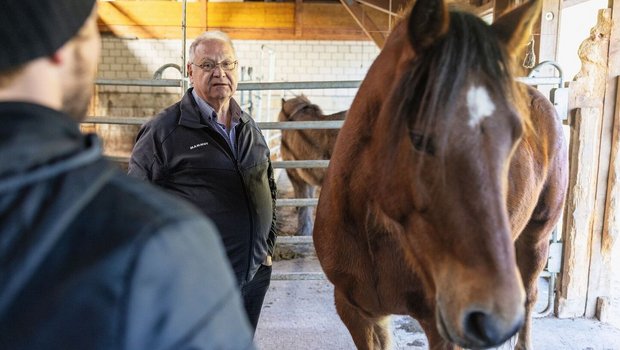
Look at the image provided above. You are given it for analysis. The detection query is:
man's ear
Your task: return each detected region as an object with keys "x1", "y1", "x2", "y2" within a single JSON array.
[
  {"x1": 186, "y1": 63, "x2": 193, "y2": 82},
  {"x1": 49, "y1": 46, "x2": 68, "y2": 65}
]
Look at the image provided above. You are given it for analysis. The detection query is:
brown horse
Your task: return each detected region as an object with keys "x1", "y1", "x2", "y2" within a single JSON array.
[
  {"x1": 279, "y1": 96, "x2": 346, "y2": 236},
  {"x1": 313, "y1": 0, "x2": 568, "y2": 349}
]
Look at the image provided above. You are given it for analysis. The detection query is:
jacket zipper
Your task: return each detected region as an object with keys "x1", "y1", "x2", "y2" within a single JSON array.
[
  {"x1": 205, "y1": 121, "x2": 256, "y2": 283},
  {"x1": 233, "y1": 122, "x2": 256, "y2": 283}
]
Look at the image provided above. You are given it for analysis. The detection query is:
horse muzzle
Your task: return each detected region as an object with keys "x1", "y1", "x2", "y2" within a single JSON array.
[{"x1": 437, "y1": 304, "x2": 524, "y2": 349}]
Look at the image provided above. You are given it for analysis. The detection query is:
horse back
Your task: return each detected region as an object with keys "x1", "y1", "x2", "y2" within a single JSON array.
[
  {"x1": 508, "y1": 85, "x2": 568, "y2": 240},
  {"x1": 279, "y1": 105, "x2": 345, "y2": 186}
]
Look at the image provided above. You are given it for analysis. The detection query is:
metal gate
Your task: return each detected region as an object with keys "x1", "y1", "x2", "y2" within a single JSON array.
[{"x1": 85, "y1": 62, "x2": 568, "y2": 315}]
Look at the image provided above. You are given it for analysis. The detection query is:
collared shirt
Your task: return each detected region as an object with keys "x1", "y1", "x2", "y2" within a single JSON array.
[{"x1": 192, "y1": 89, "x2": 239, "y2": 157}]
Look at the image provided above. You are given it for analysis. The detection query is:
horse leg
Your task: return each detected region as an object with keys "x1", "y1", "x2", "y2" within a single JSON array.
[
  {"x1": 287, "y1": 169, "x2": 315, "y2": 236},
  {"x1": 334, "y1": 288, "x2": 391, "y2": 350},
  {"x1": 514, "y1": 200, "x2": 564, "y2": 349},
  {"x1": 513, "y1": 223, "x2": 551, "y2": 350}
]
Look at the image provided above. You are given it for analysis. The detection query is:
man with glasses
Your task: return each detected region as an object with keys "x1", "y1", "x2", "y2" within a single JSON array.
[{"x1": 129, "y1": 31, "x2": 277, "y2": 333}]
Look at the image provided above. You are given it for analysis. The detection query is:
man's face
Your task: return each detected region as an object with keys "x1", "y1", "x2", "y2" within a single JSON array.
[
  {"x1": 188, "y1": 39, "x2": 238, "y2": 108},
  {"x1": 61, "y1": 6, "x2": 100, "y2": 121}
]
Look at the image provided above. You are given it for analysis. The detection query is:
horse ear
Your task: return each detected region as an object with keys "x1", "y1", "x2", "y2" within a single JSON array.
[
  {"x1": 408, "y1": 0, "x2": 449, "y2": 53},
  {"x1": 282, "y1": 98, "x2": 286, "y2": 106},
  {"x1": 491, "y1": 0, "x2": 542, "y2": 57}
]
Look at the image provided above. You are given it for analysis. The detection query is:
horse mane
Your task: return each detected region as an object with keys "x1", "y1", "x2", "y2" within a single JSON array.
[{"x1": 392, "y1": 8, "x2": 530, "y2": 156}]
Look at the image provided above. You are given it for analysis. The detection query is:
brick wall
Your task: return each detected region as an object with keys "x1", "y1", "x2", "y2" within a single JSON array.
[
  {"x1": 91, "y1": 35, "x2": 379, "y2": 157},
  {"x1": 95, "y1": 35, "x2": 379, "y2": 118}
]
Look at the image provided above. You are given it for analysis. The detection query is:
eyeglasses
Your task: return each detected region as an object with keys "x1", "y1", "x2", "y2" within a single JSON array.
[{"x1": 191, "y1": 60, "x2": 238, "y2": 72}]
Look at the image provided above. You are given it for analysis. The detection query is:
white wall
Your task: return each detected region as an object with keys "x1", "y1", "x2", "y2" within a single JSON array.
[
  {"x1": 95, "y1": 36, "x2": 380, "y2": 120},
  {"x1": 557, "y1": 0, "x2": 609, "y2": 82}
]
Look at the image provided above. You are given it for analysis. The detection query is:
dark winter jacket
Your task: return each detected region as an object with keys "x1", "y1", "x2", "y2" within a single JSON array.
[
  {"x1": 128, "y1": 89, "x2": 277, "y2": 284},
  {"x1": 0, "y1": 102, "x2": 254, "y2": 350}
]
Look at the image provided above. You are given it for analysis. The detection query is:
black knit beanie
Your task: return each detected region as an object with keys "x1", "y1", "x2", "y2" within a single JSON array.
[{"x1": 0, "y1": 0, "x2": 96, "y2": 71}]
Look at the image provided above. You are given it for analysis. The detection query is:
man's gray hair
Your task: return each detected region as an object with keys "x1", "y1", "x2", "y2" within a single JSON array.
[{"x1": 189, "y1": 31, "x2": 236, "y2": 63}]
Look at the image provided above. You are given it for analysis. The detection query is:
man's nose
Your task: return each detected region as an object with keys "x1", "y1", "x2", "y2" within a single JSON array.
[{"x1": 212, "y1": 66, "x2": 226, "y2": 77}]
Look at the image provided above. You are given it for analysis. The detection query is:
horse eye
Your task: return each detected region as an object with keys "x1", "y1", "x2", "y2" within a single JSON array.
[{"x1": 410, "y1": 132, "x2": 435, "y2": 155}]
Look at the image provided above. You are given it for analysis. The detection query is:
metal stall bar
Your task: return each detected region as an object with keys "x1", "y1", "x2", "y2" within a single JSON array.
[
  {"x1": 94, "y1": 77, "x2": 562, "y2": 89},
  {"x1": 94, "y1": 79, "x2": 362, "y2": 90},
  {"x1": 88, "y1": 75, "x2": 569, "y2": 288}
]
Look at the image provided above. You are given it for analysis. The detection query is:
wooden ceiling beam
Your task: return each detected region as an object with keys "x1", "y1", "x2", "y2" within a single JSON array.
[
  {"x1": 97, "y1": 1, "x2": 369, "y2": 41},
  {"x1": 338, "y1": 0, "x2": 388, "y2": 47}
]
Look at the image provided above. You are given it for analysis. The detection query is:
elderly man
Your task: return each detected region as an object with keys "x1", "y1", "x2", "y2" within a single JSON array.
[
  {"x1": 0, "y1": 1, "x2": 254, "y2": 349},
  {"x1": 129, "y1": 31, "x2": 277, "y2": 332}
]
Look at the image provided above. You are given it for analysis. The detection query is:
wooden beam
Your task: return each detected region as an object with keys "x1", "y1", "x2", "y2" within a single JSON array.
[
  {"x1": 558, "y1": 7, "x2": 613, "y2": 319},
  {"x1": 596, "y1": 0, "x2": 620, "y2": 325},
  {"x1": 601, "y1": 0, "x2": 620, "y2": 259},
  {"x1": 585, "y1": 0, "x2": 619, "y2": 318},
  {"x1": 97, "y1": 1, "x2": 369, "y2": 41},
  {"x1": 339, "y1": 0, "x2": 387, "y2": 47},
  {"x1": 534, "y1": 0, "x2": 561, "y2": 63},
  {"x1": 494, "y1": 0, "x2": 518, "y2": 18},
  {"x1": 295, "y1": 0, "x2": 303, "y2": 37}
]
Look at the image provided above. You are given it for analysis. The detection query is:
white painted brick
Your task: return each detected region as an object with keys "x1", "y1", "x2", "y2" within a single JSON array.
[
  {"x1": 331, "y1": 52, "x2": 345, "y2": 61},
  {"x1": 287, "y1": 44, "x2": 300, "y2": 52},
  {"x1": 350, "y1": 45, "x2": 362, "y2": 53},
  {"x1": 325, "y1": 45, "x2": 338, "y2": 53},
  {"x1": 306, "y1": 52, "x2": 319, "y2": 60},
  {"x1": 338, "y1": 46, "x2": 350, "y2": 53},
  {"x1": 100, "y1": 57, "x2": 113, "y2": 66},
  {"x1": 319, "y1": 67, "x2": 332, "y2": 75},
  {"x1": 344, "y1": 53, "x2": 357, "y2": 61},
  {"x1": 127, "y1": 71, "x2": 140, "y2": 79}
]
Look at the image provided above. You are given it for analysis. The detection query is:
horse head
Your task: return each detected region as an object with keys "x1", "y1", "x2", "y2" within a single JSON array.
[{"x1": 364, "y1": 0, "x2": 541, "y2": 347}]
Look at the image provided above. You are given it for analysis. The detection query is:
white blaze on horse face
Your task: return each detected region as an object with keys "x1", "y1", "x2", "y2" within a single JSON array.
[{"x1": 466, "y1": 85, "x2": 495, "y2": 128}]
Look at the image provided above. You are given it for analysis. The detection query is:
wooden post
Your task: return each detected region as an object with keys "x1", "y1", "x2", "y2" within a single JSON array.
[
  {"x1": 596, "y1": 0, "x2": 620, "y2": 326},
  {"x1": 534, "y1": 0, "x2": 561, "y2": 63},
  {"x1": 558, "y1": 0, "x2": 619, "y2": 319},
  {"x1": 339, "y1": 0, "x2": 386, "y2": 48},
  {"x1": 295, "y1": 0, "x2": 303, "y2": 37},
  {"x1": 585, "y1": 0, "x2": 619, "y2": 319},
  {"x1": 558, "y1": 8, "x2": 612, "y2": 318},
  {"x1": 493, "y1": 0, "x2": 517, "y2": 17}
]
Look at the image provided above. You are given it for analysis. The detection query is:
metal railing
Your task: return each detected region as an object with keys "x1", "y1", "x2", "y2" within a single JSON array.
[{"x1": 88, "y1": 72, "x2": 569, "y2": 290}]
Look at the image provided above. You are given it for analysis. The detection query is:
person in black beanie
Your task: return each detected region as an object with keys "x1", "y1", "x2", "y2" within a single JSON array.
[{"x1": 0, "y1": 1, "x2": 255, "y2": 349}]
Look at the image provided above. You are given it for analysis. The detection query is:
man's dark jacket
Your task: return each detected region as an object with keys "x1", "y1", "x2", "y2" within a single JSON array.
[
  {"x1": 128, "y1": 89, "x2": 277, "y2": 284},
  {"x1": 0, "y1": 102, "x2": 255, "y2": 350}
]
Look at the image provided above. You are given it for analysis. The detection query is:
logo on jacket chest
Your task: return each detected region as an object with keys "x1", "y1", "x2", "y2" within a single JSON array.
[{"x1": 189, "y1": 141, "x2": 209, "y2": 150}]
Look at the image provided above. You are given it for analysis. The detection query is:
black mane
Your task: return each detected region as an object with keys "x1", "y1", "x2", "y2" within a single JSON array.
[{"x1": 394, "y1": 10, "x2": 518, "y2": 136}]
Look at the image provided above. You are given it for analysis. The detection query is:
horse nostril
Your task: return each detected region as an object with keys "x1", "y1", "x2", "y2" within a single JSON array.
[{"x1": 463, "y1": 311, "x2": 505, "y2": 346}]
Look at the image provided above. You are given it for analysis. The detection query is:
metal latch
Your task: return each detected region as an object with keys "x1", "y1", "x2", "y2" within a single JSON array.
[{"x1": 550, "y1": 87, "x2": 569, "y2": 121}]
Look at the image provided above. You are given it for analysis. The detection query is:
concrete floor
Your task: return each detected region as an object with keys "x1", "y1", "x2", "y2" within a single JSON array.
[{"x1": 254, "y1": 256, "x2": 620, "y2": 350}]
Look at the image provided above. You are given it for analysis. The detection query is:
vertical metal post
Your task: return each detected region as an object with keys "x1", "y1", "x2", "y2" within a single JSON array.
[
  {"x1": 388, "y1": 0, "x2": 392, "y2": 31},
  {"x1": 181, "y1": 0, "x2": 189, "y2": 91}
]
